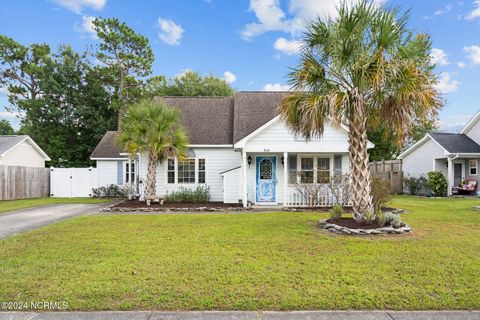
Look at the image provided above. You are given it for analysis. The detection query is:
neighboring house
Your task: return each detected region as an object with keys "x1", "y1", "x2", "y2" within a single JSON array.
[
  {"x1": 0, "y1": 135, "x2": 50, "y2": 167},
  {"x1": 399, "y1": 110, "x2": 480, "y2": 195},
  {"x1": 90, "y1": 92, "x2": 374, "y2": 207}
]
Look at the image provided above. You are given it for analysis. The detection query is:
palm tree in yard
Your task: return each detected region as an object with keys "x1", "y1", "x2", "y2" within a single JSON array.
[
  {"x1": 118, "y1": 100, "x2": 189, "y2": 198},
  {"x1": 280, "y1": 1, "x2": 441, "y2": 222}
]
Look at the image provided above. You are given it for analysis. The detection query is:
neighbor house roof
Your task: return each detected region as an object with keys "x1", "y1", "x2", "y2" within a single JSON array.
[
  {"x1": 428, "y1": 133, "x2": 480, "y2": 153},
  {"x1": 398, "y1": 132, "x2": 480, "y2": 159},
  {"x1": 90, "y1": 131, "x2": 125, "y2": 159},
  {"x1": 0, "y1": 135, "x2": 50, "y2": 160}
]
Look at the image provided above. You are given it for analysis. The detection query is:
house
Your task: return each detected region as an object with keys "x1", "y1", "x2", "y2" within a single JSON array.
[
  {"x1": 90, "y1": 92, "x2": 374, "y2": 207},
  {"x1": 0, "y1": 135, "x2": 50, "y2": 167},
  {"x1": 398, "y1": 110, "x2": 480, "y2": 195}
]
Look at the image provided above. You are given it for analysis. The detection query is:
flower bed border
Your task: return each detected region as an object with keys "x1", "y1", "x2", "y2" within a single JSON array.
[
  {"x1": 101, "y1": 203, "x2": 251, "y2": 213},
  {"x1": 318, "y1": 218, "x2": 412, "y2": 235}
]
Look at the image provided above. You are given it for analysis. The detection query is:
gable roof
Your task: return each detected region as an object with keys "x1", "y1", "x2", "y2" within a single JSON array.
[
  {"x1": 398, "y1": 132, "x2": 480, "y2": 159},
  {"x1": 0, "y1": 135, "x2": 50, "y2": 160},
  {"x1": 90, "y1": 131, "x2": 125, "y2": 159},
  {"x1": 428, "y1": 133, "x2": 480, "y2": 153},
  {"x1": 90, "y1": 91, "x2": 366, "y2": 158}
]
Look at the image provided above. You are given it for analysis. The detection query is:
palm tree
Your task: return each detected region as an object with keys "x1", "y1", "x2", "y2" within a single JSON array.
[
  {"x1": 279, "y1": 1, "x2": 441, "y2": 222},
  {"x1": 118, "y1": 100, "x2": 189, "y2": 198}
]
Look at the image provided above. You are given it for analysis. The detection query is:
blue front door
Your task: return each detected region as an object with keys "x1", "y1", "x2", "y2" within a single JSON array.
[{"x1": 256, "y1": 156, "x2": 276, "y2": 203}]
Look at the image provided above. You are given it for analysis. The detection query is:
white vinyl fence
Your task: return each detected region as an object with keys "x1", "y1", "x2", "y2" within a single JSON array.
[{"x1": 50, "y1": 167, "x2": 98, "y2": 197}]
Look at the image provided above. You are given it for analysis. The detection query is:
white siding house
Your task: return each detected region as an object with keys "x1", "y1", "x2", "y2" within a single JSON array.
[
  {"x1": 0, "y1": 135, "x2": 50, "y2": 167},
  {"x1": 91, "y1": 92, "x2": 374, "y2": 206},
  {"x1": 399, "y1": 110, "x2": 480, "y2": 195}
]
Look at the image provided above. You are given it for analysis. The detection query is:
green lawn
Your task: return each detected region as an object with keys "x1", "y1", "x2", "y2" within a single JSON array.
[
  {"x1": 0, "y1": 197, "x2": 112, "y2": 213},
  {"x1": 0, "y1": 196, "x2": 479, "y2": 310}
]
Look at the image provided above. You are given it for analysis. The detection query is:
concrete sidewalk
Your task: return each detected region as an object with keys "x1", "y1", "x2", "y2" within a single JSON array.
[{"x1": 1, "y1": 311, "x2": 480, "y2": 320}]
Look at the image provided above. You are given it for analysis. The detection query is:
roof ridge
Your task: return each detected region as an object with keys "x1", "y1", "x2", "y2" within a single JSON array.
[{"x1": 159, "y1": 95, "x2": 233, "y2": 99}]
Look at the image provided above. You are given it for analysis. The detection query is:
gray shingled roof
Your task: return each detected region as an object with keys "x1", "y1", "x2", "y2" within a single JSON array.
[
  {"x1": 90, "y1": 92, "x2": 288, "y2": 158},
  {"x1": 156, "y1": 96, "x2": 234, "y2": 144},
  {"x1": 90, "y1": 131, "x2": 124, "y2": 159},
  {"x1": 233, "y1": 91, "x2": 286, "y2": 142},
  {"x1": 0, "y1": 135, "x2": 28, "y2": 155},
  {"x1": 429, "y1": 133, "x2": 480, "y2": 153}
]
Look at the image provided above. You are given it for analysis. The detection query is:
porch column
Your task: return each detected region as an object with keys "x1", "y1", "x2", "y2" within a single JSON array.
[
  {"x1": 447, "y1": 156, "x2": 453, "y2": 196},
  {"x1": 283, "y1": 152, "x2": 288, "y2": 206},
  {"x1": 242, "y1": 151, "x2": 248, "y2": 207}
]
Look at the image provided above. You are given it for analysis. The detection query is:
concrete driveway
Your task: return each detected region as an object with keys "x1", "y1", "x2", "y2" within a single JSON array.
[{"x1": 0, "y1": 204, "x2": 105, "y2": 239}]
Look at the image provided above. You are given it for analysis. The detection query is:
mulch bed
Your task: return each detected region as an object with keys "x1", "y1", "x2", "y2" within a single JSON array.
[
  {"x1": 112, "y1": 199, "x2": 243, "y2": 209},
  {"x1": 325, "y1": 218, "x2": 382, "y2": 229}
]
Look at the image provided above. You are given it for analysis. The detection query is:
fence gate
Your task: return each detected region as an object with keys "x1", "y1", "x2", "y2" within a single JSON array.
[
  {"x1": 50, "y1": 167, "x2": 98, "y2": 197},
  {"x1": 369, "y1": 160, "x2": 404, "y2": 194}
]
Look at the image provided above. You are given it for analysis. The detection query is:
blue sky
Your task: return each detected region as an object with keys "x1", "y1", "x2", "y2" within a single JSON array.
[{"x1": 1, "y1": 0, "x2": 479, "y2": 131}]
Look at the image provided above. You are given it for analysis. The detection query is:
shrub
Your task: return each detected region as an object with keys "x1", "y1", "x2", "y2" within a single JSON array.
[
  {"x1": 371, "y1": 176, "x2": 392, "y2": 214},
  {"x1": 377, "y1": 211, "x2": 386, "y2": 227},
  {"x1": 403, "y1": 175, "x2": 427, "y2": 195},
  {"x1": 364, "y1": 210, "x2": 376, "y2": 225},
  {"x1": 164, "y1": 185, "x2": 210, "y2": 204},
  {"x1": 92, "y1": 184, "x2": 126, "y2": 198},
  {"x1": 330, "y1": 204, "x2": 344, "y2": 220},
  {"x1": 382, "y1": 211, "x2": 402, "y2": 228},
  {"x1": 426, "y1": 171, "x2": 448, "y2": 196}
]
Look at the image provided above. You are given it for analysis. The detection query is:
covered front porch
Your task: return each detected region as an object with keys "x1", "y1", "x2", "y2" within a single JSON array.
[
  {"x1": 239, "y1": 152, "x2": 350, "y2": 207},
  {"x1": 435, "y1": 154, "x2": 480, "y2": 196}
]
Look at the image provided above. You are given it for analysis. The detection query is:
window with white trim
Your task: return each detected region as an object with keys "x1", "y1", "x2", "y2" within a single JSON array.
[
  {"x1": 469, "y1": 159, "x2": 478, "y2": 175},
  {"x1": 167, "y1": 158, "x2": 206, "y2": 184},
  {"x1": 167, "y1": 159, "x2": 175, "y2": 183},
  {"x1": 125, "y1": 162, "x2": 135, "y2": 183},
  {"x1": 300, "y1": 158, "x2": 314, "y2": 183},
  {"x1": 198, "y1": 159, "x2": 206, "y2": 183},
  {"x1": 178, "y1": 159, "x2": 196, "y2": 184},
  {"x1": 298, "y1": 156, "x2": 333, "y2": 184},
  {"x1": 317, "y1": 157, "x2": 330, "y2": 183}
]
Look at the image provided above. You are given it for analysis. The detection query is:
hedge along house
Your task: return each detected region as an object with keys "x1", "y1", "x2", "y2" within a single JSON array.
[
  {"x1": 90, "y1": 92, "x2": 374, "y2": 207},
  {"x1": 398, "y1": 110, "x2": 480, "y2": 196}
]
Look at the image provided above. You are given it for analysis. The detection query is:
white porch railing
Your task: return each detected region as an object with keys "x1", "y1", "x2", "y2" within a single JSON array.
[{"x1": 285, "y1": 184, "x2": 352, "y2": 207}]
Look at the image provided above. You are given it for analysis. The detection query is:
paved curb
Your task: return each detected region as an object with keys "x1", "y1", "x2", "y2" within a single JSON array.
[{"x1": 2, "y1": 311, "x2": 480, "y2": 320}]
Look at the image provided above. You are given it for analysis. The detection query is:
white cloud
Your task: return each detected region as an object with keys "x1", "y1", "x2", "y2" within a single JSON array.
[
  {"x1": 241, "y1": 0, "x2": 385, "y2": 40},
  {"x1": 175, "y1": 68, "x2": 193, "y2": 79},
  {"x1": 241, "y1": 0, "x2": 289, "y2": 40},
  {"x1": 263, "y1": 83, "x2": 291, "y2": 91},
  {"x1": 0, "y1": 111, "x2": 24, "y2": 119},
  {"x1": 51, "y1": 0, "x2": 105, "y2": 14},
  {"x1": 157, "y1": 18, "x2": 184, "y2": 46},
  {"x1": 466, "y1": 0, "x2": 480, "y2": 19},
  {"x1": 438, "y1": 115, "x2": 472, "y2": 132},
  {"x1": 223, "y1": 71, "x2": 237, "y2": 84},
  {"x1": 74, "y1": 16, "x2": 97, "y2": 39},
  {"x1": 0, "y1": 87, "x2": 8, "y2": 96},
  {"x1": 464, "y1": 45, "x2": 480, "y2": 64},
  {"x1": 274, "y1": 37, "x2": 302, "y2": 55},
  {"x1": 435, "y1": 72, "x2": 460, "y2": 94},
  {"x1": 458, "y1": 61, "x2": 466, "y2": 68},
  {"x1": 430, "y1": 48, "x2": 449, "y2": 66}
]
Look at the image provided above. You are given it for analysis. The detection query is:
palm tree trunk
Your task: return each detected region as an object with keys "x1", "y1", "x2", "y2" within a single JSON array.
[
  {"x1": 348, "y1": 103, "x2": 374, "y2": 222},
  {"x1": 144, "y1": 150, "x2": 157, "y2": 198}
]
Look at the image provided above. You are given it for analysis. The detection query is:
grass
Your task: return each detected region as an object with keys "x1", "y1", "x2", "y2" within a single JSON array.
[
  {"x1": 0, "y1": 196, "x2": 479, "y2": 310},
  {"x1": 0, "y1": 197, "x2": 112, "y2": 213}
]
